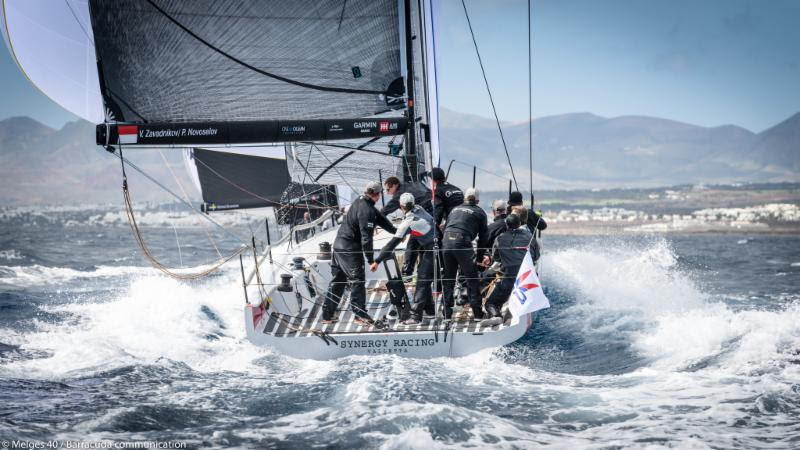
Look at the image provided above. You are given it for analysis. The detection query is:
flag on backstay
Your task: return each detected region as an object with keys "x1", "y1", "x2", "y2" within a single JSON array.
[{"x1": 508, "y1": 250, "x2": 550, "y2": 318}]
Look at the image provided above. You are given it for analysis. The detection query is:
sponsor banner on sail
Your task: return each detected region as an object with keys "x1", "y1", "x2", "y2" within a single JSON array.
[
  {"x1": 97, "y1": 118, "x2": 408, "y2": 147},
  {"x1": 508, "y1": 251, "x2": 550, "y2": 318}
]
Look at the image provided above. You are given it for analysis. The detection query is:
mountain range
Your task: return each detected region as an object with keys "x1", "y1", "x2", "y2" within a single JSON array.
[
  {"x1": 440, "y1": 108, "x2": 800, "y2": 190},
  {"x1": 0, "y1": 110, "x2": 797, "y2": 205}
]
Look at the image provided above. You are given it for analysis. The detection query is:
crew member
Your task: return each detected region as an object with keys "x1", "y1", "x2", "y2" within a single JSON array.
[
  {"x1": 507, "y1": 191, "x2": 547, "y2": 261},
  {"x1": 380, "y1": 176, "x2": 433, "y2": 216},
  {"x1": 484, "y1": 212, "x2": 535, "y2": 319},
  {"x1": 370, "y1": 192, "x2": 435, "y2": 325},
  {"x1": 321, "y1": 182, "x2": 396, "y2": 325},
  {"x1": 380, "y1": 176, "x2": 433, "y2": 277},
  {"x1": 480, "y1": 199, "x2": 508, "y2": 291},
  {"x1": 486, "y1": 199, "x2": 508, "y2": 250},
  {"x1": 441, "y1": 187, "x2": 488, "y2": 320},
  {"x1": 294, "y1": 211, "x2": 315, "y2": 243},
  {"x1": 431, "y1": 167, "x2": 464, "y2": 229}
]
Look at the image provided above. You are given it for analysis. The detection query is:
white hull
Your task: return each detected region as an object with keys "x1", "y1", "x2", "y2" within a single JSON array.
[{"x1": 242, "y1": 215, "x2": 534, "y2": 360}]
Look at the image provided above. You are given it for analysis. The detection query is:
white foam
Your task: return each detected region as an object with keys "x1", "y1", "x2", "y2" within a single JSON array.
[
  {"x1": 0, "y1": 264, "x2": 155, "y2": 286},
  {"x1": 0, "y1": 267, "x2": 263, "y2": 378}
]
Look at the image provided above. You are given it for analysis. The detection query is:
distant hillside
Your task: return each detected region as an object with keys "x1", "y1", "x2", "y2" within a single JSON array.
[
  {"x1": 440, "y1": 109, "x2": 800, "y2": 190},
  {"x1": 0, "y1": 110, "x2": 797, "y2": 205},
  {"x1": 0, "y1": 118, "x2": 191, "y2": 205}
]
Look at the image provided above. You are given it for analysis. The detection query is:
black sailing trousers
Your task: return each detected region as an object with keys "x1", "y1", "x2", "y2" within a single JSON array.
[
  {"x1": 408, "y1": 242, "x2": 434, "y2": 321},
  {"x1": 322, "y1": 249, "x2": 368, "y2": 320},
  {"x1": 485, "y1": 275, "x2": 515, "y2": 318},
  {"x1": 441, "y1": 231, "x2": 482, "y2": 319}
]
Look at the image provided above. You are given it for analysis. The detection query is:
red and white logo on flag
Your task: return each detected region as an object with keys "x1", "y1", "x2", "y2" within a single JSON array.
[
  {"x1": 379, "y1": 121, "x2": 390, "y2": 132},
  {"x1": 118, "y1": 125, "x2": 138, "y2": 144},
  {"x1": 508, "y1": 250, "x2": 550, "y2": 318}
]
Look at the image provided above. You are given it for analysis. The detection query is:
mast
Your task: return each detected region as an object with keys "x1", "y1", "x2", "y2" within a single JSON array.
[{"x1": 403, "y1": 0, "x2": 418, "y2": 182}]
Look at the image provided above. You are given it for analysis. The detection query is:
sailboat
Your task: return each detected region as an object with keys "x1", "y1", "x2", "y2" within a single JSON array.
[{"x1": 2, "y1": 0, "x2": 543, "y2": 359}]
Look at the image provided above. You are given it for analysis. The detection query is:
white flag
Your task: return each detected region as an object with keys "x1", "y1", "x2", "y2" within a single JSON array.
[{"x1": 508, "y1": 250, "x2": 550, "y2": 318}]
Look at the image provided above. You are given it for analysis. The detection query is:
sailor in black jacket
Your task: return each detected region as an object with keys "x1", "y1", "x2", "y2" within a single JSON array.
[
  {"x1": 380, "y1": 176, "x2": 433, "y2": 216},
  {"x1": 322, "y1": 182, "x2": 397, "y2": 324},
  {"x1": 431, "y1": 167, "x2": 464, "y2": 229},
  {"x1": 507, "y1": 191, "x2": 546, "y2": 262},
  {"x1": 486, "y1": 199, "x2": 508, "y2": 250},
  {"x1": 484, "y1": 213, "x2": 535, "y2": 319},
  {"x1": 441, "y1": 187, "x2": 489, "y2": 320}
]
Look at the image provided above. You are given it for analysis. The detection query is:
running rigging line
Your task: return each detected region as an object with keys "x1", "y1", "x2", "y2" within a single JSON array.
[{"x1": 460, "y1": 0, "x2": 519, "y2": 192}]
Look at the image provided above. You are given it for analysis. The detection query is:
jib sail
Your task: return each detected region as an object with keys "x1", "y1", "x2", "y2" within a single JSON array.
[{"x1": 184, "y1": 147, "x2": 291, "y2": 212}]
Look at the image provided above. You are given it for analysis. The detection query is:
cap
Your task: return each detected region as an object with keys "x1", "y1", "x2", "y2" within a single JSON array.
[
  {"x1": 399, "y1": 192, "x2": 415, "y2": 208},
  {"x1": 431, "y1": 167, "x2": 446, "y2": 182},
  {"x1": 465, "y1": 187, "x2": 479, "y2": 201},
  {"x1": 508, "y1": 191, "x2": 523, "y2": 206},
  {"x1": 364, "y1": 181, "x2": 382, "y2": 196},
  {"x1": 492, "y1": 199, "x2": 507, "y2": 212}
]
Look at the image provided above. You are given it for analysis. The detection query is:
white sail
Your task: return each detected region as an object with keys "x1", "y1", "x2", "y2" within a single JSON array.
[{"x1": 1, "y1": 0, "x2": 103, "y2": 122}]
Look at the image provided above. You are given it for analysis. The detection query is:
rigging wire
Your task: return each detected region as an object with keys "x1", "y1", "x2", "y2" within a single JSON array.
[
  {"x1": 460, "y1": 0, "x2": 519, "y2": 192},
  {"x1": 144, "y1": 0, "x2": 386, "y2": 96},
  {"x1": 528, "y1": 0, "x2": 534, "y2": 205},
  {"x1": 116, "y1": 145, "x2": 247, "y2": 280},
  {"x1": 158, "y1": 149, "x2": 223, "y2": 258},
  {"x1": 102, "y1": 147, "x2": 250, "y2": 245}
]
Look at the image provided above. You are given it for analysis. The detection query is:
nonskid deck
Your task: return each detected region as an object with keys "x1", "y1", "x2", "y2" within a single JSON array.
[{"x1": 262, "y1": 279, "x2": 511, "y2": 338}]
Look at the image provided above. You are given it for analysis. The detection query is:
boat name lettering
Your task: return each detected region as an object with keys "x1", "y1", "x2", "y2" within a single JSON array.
[
  {"x1": 340, "y1": 339, "x2": 389, "y2": 349},
  {"x1": 337, "y1": 338, "x2": 437, "y2": 351}
]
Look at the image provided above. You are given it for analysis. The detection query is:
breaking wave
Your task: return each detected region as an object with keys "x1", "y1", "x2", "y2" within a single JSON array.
[{"x1": 2, "y1": 234, "x2": 799, "y2": 447}]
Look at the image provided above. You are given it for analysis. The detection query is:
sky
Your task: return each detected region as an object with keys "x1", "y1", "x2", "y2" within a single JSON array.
[{"x1": 1, "y1": 0, "x2": 798, "y2": 132}]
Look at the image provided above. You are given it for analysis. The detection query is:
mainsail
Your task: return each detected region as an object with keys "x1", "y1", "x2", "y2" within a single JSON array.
[
  {"x1": 4, "y1": 0, "x2": 443, "y2": 212},
  {"x1": 88, "y1": 0, "x2": 408, "y2": 145}
]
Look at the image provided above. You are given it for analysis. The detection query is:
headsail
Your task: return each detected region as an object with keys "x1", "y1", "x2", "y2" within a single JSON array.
[
  {"x1": 1, "y1": 0, "x2": 103, "y2": 122},
  {"x1": 184, "y1": 147, "x2": 290, "y2": 212}
]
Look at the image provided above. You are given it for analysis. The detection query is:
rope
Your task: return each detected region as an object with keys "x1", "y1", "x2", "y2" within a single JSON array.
[
  {"x1": 117, "y1": 146, "x2": 247, "y2": 280},
  {"x1": 460, "y1": 0, "x2": 519, "y2": 192},
  {"x1": 105, "y1": 148, "x2": 250, "y2": 245}
]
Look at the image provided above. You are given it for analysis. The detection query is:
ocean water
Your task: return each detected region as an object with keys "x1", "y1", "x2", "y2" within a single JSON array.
[{"x1": 0, "y1": 205, "x2": 799, "y2": 448}]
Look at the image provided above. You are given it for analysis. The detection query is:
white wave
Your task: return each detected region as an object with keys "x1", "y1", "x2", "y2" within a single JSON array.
[
  {"x1": 0, "y1": 249, "x2": 24, "y2": 261},
  {"x1": 791, "y1": 262, "x2": 800, "y2": 267},
  {"x1": 0, "y1": 267, "x2": 263, "y2": 378},
  {"x1": 0, "y1": 264, "x2": 155, "y2": 286},
  {"x1": 543, "y1": 237, "x2": 800, "y2": 371}
]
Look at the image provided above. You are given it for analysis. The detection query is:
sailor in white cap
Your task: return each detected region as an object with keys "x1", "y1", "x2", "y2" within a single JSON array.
[{"x1": 370, "y1": 192, "x2": 436, "y2": 324}]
